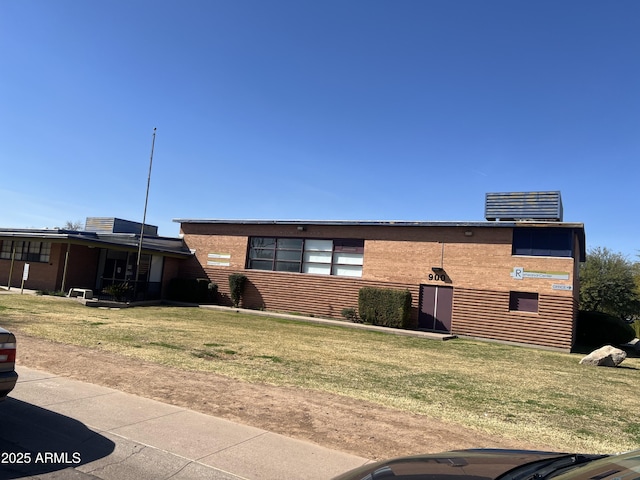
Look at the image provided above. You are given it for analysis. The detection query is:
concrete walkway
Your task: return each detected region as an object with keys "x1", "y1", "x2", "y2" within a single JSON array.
[{"x1": 3, "y1": 366, "x2": 369, "y2": 480}]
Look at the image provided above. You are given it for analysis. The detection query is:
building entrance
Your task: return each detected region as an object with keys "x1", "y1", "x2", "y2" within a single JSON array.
[{"x1": 419, "y1": 285, "x2": 453, "y2": 332}]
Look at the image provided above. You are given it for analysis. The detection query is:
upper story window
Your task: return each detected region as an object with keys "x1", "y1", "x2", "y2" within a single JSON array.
[
  {"x1": 0, "y1": 241, "x2": 51, "y2": 263},
  {"x1": 512, "y1": 228, "x2": 573, "y2": 257},
  {"x1": 247, "y1": 237, "x2": 364, "y2": 277}
]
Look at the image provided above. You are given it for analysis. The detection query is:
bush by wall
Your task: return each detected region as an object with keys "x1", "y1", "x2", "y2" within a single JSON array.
[
  {"x1": 167, "y1": 278, "x2": 217, "y2": 303},
  {"x1": 358, "y1": 287, "x2": 413, "y2": 329},
  {"x1": 575, "y1": 310, "x2": 636, "y2": 347},
  {"x1": 341, "y1": 307, "x2": 361, "y2": 323},
  {"x1": 228, "y1": 273, "x2": 247, "y2": 308},
  {"x1": 103, "y1": 282, "x2": 132, "y2": 302}
]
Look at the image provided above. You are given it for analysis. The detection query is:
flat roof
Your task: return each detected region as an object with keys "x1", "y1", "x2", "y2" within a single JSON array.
[{"x1": 173, "y1": 218, "x2": 585, "y2": 229}]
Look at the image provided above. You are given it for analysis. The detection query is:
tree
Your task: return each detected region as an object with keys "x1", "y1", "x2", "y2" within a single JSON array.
[
  {"x1": 579, "y1": 247, "x2": 640, "y2": 321},
  {"x1": 63, "y1": 220, "x2": 84, "y2": 230}
]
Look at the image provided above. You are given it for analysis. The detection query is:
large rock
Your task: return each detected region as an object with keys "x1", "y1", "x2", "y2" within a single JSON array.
[{"x1": 579, "y1": 345, "x2": 627, "y2": 367}]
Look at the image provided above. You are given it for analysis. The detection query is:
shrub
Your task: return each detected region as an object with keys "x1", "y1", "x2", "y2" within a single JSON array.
[
  {"x1": 358, "y1": 287, "x2": 413, "y2": 329},
  {"x1": 228, "y1": 273, "x2": 247, "y2": 308},
  {"x1": 103, "y1": 282, "x2": 131, "y2": 302},
  {"x1": 341, "y1": 307, "x2": 361, "y2": 323},
  {"x1": 207, "y1": 281, "x2": 219, "y2": 301},
  {"x1": 633, "y1": 320, "x2": 640, "y2": 339},
  {"x1": 575, "y1": 310, "x2": 636, "y2": 347},
  {"x1": 167, "y1": 278, "x2": 216, "y2": 303},
  {"x1": 36, "y1": 290, "x2": 66, "y2": 297}
]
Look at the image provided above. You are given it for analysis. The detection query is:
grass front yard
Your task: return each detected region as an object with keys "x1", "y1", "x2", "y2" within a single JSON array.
[{"x1": 1, "y1": 293, "x2": 639, "y2": 454}]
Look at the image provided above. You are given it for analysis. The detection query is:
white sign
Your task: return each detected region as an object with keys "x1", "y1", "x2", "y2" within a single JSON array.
[
  {"x1": 22, "y1": 263, "x2": 30, "y2": 281},
  {"x1": 512, "y1": 267, "x2": 524, "y2": 280},
  {"x1": 552, "y1": 284, "x2": 573, "y2": 291},
  {"x1": 511, "y1": 267, "x2": 569, "y2": 281},
  {"x1": 208, "y1": 253, "x2": 231, "y2": 259},
  {"x1": 207, "y1": 252, "x2": 231, "y2": 267}
]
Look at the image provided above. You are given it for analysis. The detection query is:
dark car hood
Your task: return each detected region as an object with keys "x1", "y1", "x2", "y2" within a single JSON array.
[{"x1": 333, "y1": 449, "x2": 573, "y2": 480}]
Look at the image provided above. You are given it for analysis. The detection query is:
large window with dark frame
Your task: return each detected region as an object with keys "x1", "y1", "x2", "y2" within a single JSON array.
[
  {"x1": 247, "y1": 237, "x2": 364, "y2": 277},
  {"x1": 512, "y1": 228, "x2": 573, "y2": 257},
  {"x1": 0, "y1": 241, "x2": 52, "y2": 263}
]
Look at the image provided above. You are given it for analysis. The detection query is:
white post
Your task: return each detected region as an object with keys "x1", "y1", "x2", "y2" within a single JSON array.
[{"x1": 20, "y1": 263, "x2": 29, "y2": 294}]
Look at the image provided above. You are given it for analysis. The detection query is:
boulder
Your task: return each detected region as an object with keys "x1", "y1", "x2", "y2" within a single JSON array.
[{"x1": 579, "y1": 345, "x2": 627, "y2": 367}]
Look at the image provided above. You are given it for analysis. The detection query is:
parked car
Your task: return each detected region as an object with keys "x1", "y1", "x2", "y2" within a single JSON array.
[
  {"x1": 332, "y1": 448, "x2": 640, "y2": 480},
  {"x1": 0, "y1": 327, "x2": 17, "y2": 401}
]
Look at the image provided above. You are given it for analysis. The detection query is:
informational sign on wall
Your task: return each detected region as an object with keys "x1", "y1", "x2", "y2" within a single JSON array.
[
  {"x1": 511, "y1": 267, "x2": 569, "y2": 281},
  {"x1": 207, "y1": 253, "x2": 231, "y2": 267}
]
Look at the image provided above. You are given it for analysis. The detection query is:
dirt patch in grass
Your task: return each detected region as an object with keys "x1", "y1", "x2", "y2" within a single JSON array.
[{"x1": 16, "y1": 334, "x2": 549, "y2": 461}]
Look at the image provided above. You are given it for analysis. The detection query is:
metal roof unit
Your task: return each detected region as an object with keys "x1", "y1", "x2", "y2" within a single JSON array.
[
  {"x1": 485, "y1": 191, "x2": 563, "y2": 222},
  {"x1": 85, "y1": 217, "x2": 158, "y2": 236}
]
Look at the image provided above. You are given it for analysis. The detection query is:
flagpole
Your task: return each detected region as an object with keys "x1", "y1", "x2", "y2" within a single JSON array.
[{"x1": 135, "y1": 127, "x2": 156, "y2": 300}]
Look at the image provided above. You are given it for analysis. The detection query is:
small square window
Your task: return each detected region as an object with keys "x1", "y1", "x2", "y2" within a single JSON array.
[{"x1": 509, "y1": 291, "x2": 538, "y2": 313}]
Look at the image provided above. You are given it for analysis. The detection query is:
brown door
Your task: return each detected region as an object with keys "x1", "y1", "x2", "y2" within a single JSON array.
[{"x1": 419, "y1": 285, "x2": 453, "y2": 332}]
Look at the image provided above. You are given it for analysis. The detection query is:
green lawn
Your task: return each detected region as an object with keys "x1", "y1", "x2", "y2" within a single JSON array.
[{"x1": 1, "y1": 294, "x2": 639, "y2": 454}]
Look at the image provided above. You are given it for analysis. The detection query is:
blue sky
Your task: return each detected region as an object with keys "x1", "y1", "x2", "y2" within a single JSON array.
[{"x1": 1, "y1": 1, "x2": 638, "y2": 258}]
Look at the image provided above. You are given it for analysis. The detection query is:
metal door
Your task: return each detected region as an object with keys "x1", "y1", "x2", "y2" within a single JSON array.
[{"x1": 419, "y1": 285, "x2": 453, "y2": 332}]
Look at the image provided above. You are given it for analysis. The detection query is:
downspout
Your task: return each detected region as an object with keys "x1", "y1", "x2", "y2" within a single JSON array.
[{"x1": 61, "y1": 242, "x2": 71, "y2": 293}]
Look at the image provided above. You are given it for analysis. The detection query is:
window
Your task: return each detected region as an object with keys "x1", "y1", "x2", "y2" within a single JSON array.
[
  {"x1": 509, "y1": 291, "x2": 538, "y2": 313},
  {"x1": 331, "y1": 239, "x2": 364, "y2": 277},
  {"x1": 303, "y1": 239, "x2": 332, "y2": 275},
  {"x1": 0, "y1": 241, "x2": 51, "y2": 263},
  {"x1": 248, "y1": 237, "x2": 364, "y2": 277},
  {"x1": 512, "y1": 228, "x2": 573, "y2": 257}
]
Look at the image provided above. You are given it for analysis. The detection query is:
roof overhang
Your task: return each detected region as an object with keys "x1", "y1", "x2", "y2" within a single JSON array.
[{"x1": 0, "y1": 229, "x2": 192, "y2": 258}]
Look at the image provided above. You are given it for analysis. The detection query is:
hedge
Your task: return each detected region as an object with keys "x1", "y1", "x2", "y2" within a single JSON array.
[
  {"x1": 167, "y1": 278, "x2": 217, "y2": 303},
  {"x1": 358, "y1": 287, "x2": 413, "y2": 329},
  {"x1": 575, "y1": 310, "x2": 636, "y2": 347}
]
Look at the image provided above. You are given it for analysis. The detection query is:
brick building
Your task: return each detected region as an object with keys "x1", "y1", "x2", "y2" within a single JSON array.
[
  {"x1": 175, "y1": 193, "x2": 585, "y2": 351},
  {"x1": 0, "y1": 193, "x2": 586, "y2": 351}
]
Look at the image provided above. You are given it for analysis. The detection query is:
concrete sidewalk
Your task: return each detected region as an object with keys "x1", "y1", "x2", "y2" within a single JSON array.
[{"x1": 3, "y1": 366, "x2": 369, "y2": 480}]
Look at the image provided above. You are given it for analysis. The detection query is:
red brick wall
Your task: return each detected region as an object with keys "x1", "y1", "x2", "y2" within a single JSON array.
[
  {"x1": 62, "y1": 245, "x2": 101, "y2": 291},
  {"x1": 178, "y1": 222, "x2": 581, "y2": 349},
  {"x1": 451, "y1": 288, "x2": 576, "y2": 349},
  {"x1": 0, "y1": 243, "x2": 60, "y2": 291},
  {"x1": 0, "y1": 243, "x2": 101, "y2": 292},
  {"x1": 162, "y1": 257, "x2": 182, "y2": 297}
]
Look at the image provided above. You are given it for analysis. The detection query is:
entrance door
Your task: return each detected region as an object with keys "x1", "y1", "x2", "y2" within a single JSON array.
[
  {"x1": 103, "y1": 251, "x2": 130, "y2": 282},
  {"x1": 419, "y1": 285, "x2": 453, "y2": 332}
]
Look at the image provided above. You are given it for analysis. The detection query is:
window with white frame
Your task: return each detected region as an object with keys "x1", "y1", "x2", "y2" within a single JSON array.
[{"x1": 248, "y1": 237, "x2": 364, "y2": 277}]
